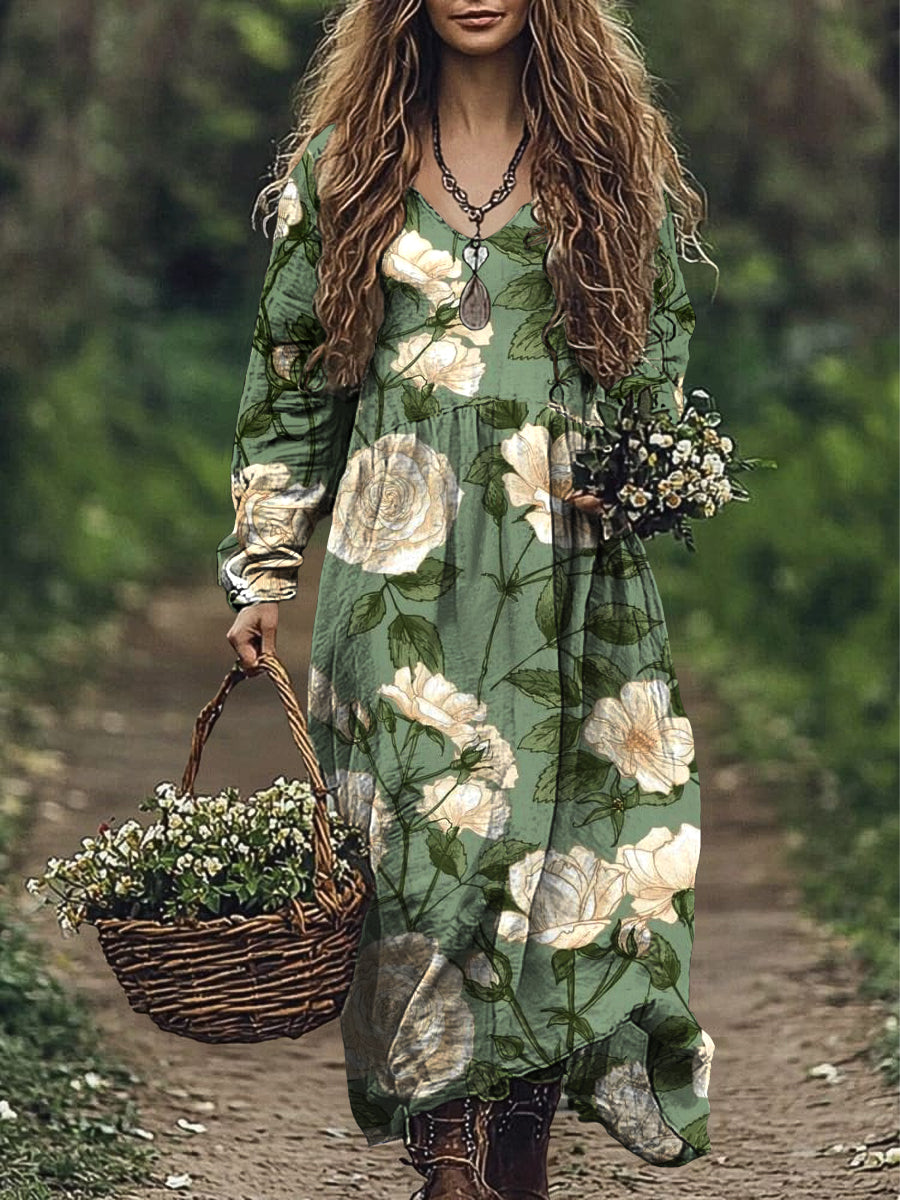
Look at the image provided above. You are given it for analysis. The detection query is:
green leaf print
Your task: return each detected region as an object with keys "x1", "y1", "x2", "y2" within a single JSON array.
[
  {"x1": 493, "y1": 271, "x2": 554, "y2": 311},
  {"x1": 491, "y1": 1034, "x2": 527, "y2": 1061},
  {"x1": 650, "y1": 1049, "x2": 695, "y2": 1095},
  {"x1": 466, "y1": 1059, "x2": 511, "y2": 1101},
  {"x1": 236, "y1": 400, "x2": 274, "y2": 439},
  {"x1": 518, "y1": 713, "x2": 581, "y2": 753},
  {"x1": 535, "y1": 571, "x2": 573, "y2": 641},
  {"x1": 580, "y1": 653, "x2": 628, "y2": 698},
  {"x1": 673, "y1": 887, "x2": 695, "y2": 924},
  {"x1": 652, "y1": 1015, "x2": 703, "y2": 1048},
  {"x1": 482, "y1": 473, "x2": 509, "y2": 522},
  {"x1": 426, "y1": 827, "x2": 467, "y2": 880},
  {"x1": 680, "y1": 1115, "x2": 712, "y2": 1155},
  {"x1": 487, "y1": 225, "x2": 546, "y2": 265},
  {"x1": 464, "y1": 444, "x2": 507, "y2": 485},
  {"x1": 474, "y1": 838, "x2": 541, "y2": 881},
  {"x1": 555, "y1": 750, "x2": 613, "y2": 804},
  {"x1": 374, "y1": 695, "x2": 396, "y2": 732},
  {"x1": 585, "y1": 602, "x2": 663, "y2": 645},
  {"x1": 504, "y1": 668, "x2": 581, "y2": 708},
  {"x1": 532, "y1": 759, "x2": 560, "y2": 804},
  {"x1": 532, "y1": 406, "x2": 570, "y2": 441},
  {"x1": 481, "y1": 881, "x2": 528, "y2": 914},
  {"x1": 402, "y1": 381, "x2": 441, "y2": 421},
  {"x1": 422, "y1": 725, "x2": 446, "y2": 751},
  {"x1": 642, "y1": 932, "x2": 682, "y2": 990},
  {"x1": 508, "y1": 310, "x2": 567, "y2": 361},
  {"x1": 599, "y1": 542, "x2": 648, "y2": 579},
  {"x1": 347, "y1": 589, "x2": 386, "y2": 636},
  {"x1": 387, "y1": 613, "x2": 444, "y2": 674},
  {"x1": 551, "y1": 948, "x2": 576, "y2": 983},
  {"x1": 391, "y1": 556, "x2": 461, "y2": 601},
  {"x1": 673, "y1": 300, "x2": 696, "y2": 334},
  {"x1": 475, "y1": 396, "x2": 528, "y2": 430},
  {"x1": 464, "y1": 975, "x2": 506, "y2": 1003}
]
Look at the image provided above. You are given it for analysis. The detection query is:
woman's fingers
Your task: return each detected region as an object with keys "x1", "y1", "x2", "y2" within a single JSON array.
[
  {"x1": 259, "y1": 604, "x2": 278, "y2": 656},
  {"x1": 565, "y1": 489, "x2": 606, "y2": 515},
  {"x1": 226, "y1": 602, "x2": 281, "y2": 672}
]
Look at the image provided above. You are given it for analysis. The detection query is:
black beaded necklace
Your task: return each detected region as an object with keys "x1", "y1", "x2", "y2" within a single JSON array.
[{"x1": 430, "y1": 108, "x2": 531, "y2": 330}]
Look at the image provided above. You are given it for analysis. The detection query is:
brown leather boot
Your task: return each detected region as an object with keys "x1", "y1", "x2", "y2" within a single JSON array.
[
  {"x1": 482, "y1": 1072, "x2": 563, "y2": 1200},
  {"x1": 401, "y1": 1093, "x2": 506, "y2": 1200}
]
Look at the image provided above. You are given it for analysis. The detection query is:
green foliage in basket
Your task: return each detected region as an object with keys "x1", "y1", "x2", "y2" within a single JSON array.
[{"x1": 24, "y1": 776, "x2": 368, "y2": 932}]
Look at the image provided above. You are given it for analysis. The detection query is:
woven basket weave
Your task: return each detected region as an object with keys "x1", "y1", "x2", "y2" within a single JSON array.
[{"x1": 94, "y1": 651, "x2": 373, "y2": 1044}]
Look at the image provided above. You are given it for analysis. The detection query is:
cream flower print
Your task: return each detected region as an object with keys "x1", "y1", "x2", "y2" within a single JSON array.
[
  {"x1": 382, "y1": 229, "x2": 460, "y2": 308},
  {"x1": 523, "y1": 844, "x2": 628, "y2": 950},
  {"x1": 381, "y1": 231, "x2": 494, "y2": 346},
  {"x1": 326, "y1": 767, "x2": 392, "y2": 871},
  {"x1": 592, "y1": 1059, "x2": 687, "y2": 1165},
  {"x1": 500, "y1": 422, "x2": 597, "y2": 548},
  {"x1": 615, "y1": 823, "x2": 700, "y2": 925},
  {"x1": 220, "y1": 462, "x2": 325, "y2": 603},
  {"x1": 390, "y1": 331, "x2": 487, "y2": 397},
  {"x1": 271, "y1": 343, "x2": 301, "y2": 381},
  {"x1": 308, "y1": 663, "x2": 372, "y2": 740},
  {"x1": 582, "y1": 679, "x2": 695, "y2": 795},
  {"x1": 692, "y1": 1029, "x2": 716, "y2": 1098},
  {"x1": 673, "y1": 373, "x2": 685, "y2": 417},
  {"x1": 328, "y1": 432, "x2": 464, "y2": 574},
  {"x1": 417, "y1": 775, "x2": 510, "y2": 840},
  {"x1": 378, "y1": 663, "x2": 486, "y2": 740},
  {"x1": 616, "y1": 917, "x2": 653, "y2": 957},
  {"x1": 450, "y1": 722, "x2": 518, "y2": 790},
  {"x1": 340, "y1": 931, "x2": 475, "y2": 1102},
  {"x1": 497, "y1": 848, "x2": 545, "y2": 942},
  {"x1": 463, "y1": 950, "x2": 501, "y2": 989},
  {"x1": 273, "y1": 177, "x2": 304, "y2": 240}
]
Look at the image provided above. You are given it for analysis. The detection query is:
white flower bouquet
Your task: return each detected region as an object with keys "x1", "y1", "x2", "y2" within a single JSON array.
[
  {"x1": 23, "y1": 653, "x2": 373, "y2": 1045},
  {"x1": 25, "y1": 775, "x2": 369, "y2": 936},
  {"x1": 570, "y1": 386, "x2": 776, "y2": 551}
]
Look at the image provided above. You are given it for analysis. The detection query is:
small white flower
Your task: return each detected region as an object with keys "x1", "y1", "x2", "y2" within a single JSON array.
[{"x1": 0, "y1": 1099, "x2": 18, "y2": 1121}]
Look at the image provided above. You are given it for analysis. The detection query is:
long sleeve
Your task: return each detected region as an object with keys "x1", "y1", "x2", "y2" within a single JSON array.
[
  {"x1": 636, "y1": 199, "x2": 696, "y2": 421},
  {"x1": 216, "y1": 124, "x2": 360, "y2": 612}
]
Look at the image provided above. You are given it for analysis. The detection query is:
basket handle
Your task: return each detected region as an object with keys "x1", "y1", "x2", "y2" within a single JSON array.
[{"x1": 176, "y1": 651, "x2": 341, "y2": 915}]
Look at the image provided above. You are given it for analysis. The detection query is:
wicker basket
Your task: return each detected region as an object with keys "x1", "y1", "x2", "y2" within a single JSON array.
[{"x1": 94, "y1": 651, "x2": 373, "y2": 1044}]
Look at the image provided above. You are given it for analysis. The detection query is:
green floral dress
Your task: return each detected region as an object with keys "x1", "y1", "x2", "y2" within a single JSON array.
[{"x1": 217, "y1": 123, "x2": 715, "y2": 1165}]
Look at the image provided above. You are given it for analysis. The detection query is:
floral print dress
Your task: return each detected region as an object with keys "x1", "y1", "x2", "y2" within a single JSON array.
[{"x1": 217, "y1": 123, "x2": 715, "y2": 1165}]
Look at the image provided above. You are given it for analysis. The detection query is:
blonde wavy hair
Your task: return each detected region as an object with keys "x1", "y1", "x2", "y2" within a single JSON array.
[{"x1": 254, "y1": 0, "x2": 716, "y2": 396}]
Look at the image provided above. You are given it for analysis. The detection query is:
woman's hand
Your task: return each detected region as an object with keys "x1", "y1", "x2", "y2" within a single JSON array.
[
  {"x1": 565, "y1": 488, "x2": 607, "y2": 516},
  {"x1": 227, "y1": 601, "x2": 280, "y2": 671}
]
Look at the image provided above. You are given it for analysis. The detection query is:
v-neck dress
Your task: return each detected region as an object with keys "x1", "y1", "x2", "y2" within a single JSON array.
[{"x1": 216, "y1": 122, "x2": 715, "y2": 1166}]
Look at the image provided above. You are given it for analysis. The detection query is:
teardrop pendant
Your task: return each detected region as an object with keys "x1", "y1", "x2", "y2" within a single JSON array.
[{"x1": 459, "y1": 273, "x2": 491, "y2": 330}]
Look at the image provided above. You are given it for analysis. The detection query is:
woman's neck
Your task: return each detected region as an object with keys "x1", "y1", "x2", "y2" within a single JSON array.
[{"x1": 434, "y1": 39, "x2": 530, "y2": 141}]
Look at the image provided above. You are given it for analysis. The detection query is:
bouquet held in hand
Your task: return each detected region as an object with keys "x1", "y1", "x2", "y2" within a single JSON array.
[{"x1": 570, "y1": 385, "x2": 776, "y2": 551}]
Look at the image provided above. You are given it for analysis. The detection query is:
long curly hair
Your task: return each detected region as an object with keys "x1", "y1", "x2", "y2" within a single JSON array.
[{"x1": 254, "y1": 0, "x2": 716, "y2": 396}]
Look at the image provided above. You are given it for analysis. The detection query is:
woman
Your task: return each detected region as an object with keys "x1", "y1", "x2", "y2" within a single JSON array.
[{"x1": 218, "y1": 1, "x2": 717, "y2": 1196}]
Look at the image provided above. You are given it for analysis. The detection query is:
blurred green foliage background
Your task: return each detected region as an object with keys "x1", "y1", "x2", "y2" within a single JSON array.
[{"x1": 0, "y1": 0, "x2": 897, "y2": 999}]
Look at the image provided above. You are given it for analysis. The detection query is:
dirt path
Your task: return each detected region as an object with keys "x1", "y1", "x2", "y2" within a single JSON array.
[{"x1": 11, "y1": 544, "x2": 899, "y2": 1200}]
